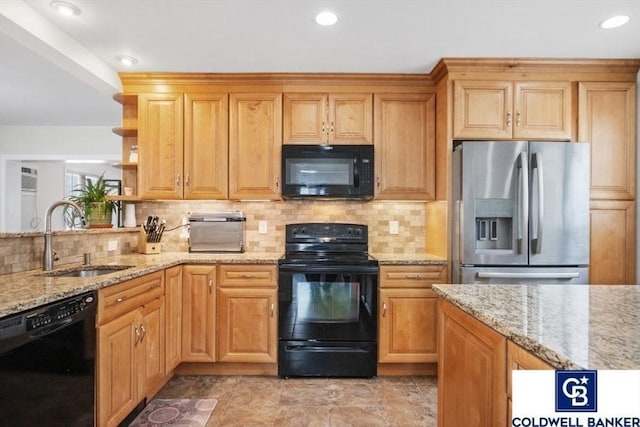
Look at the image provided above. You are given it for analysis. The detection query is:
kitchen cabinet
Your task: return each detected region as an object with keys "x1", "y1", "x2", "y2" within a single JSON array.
[
  {"x1": 217, "y1": 264, "x2": 278, "y2": 363},
  {"x1": 374, "y1": 93, "x2": 436, "y2": 200},
  {"x1": 589, "y1": 200, "x2": 636, "y2": 284},
  {"x1": 452, "y1": 80, "x2": 573, "y2": 140},
  {"x1": 579, "y1": 81, "x2": 636, "y2": 201},
  {"x1": 165, "y1": 265, "x2": 182, "y2": 373},
  {"x1": 438, "y1": 299, "x2": 507, "y2": 427},
  {"x1": 182, "y1": 265, "x2": 217, "y2": 362},
  {"x1": 137, "y1": 92, "x2": 228, "y2": 199},
  {"x1": 378, "y1": 265, "x2": 447, "y2": 364},
  {"x1": 283, "y1": 93, "x2": 373, "y2": 144},
  {"x1": 112, "y1": 93, "x2": 139, "y2": 199},
  {"x1": 97, "y1": 271, "x2": 165, "y2": 427},
  {"x1": 229, "y1": 93, "x2": 282, "y2": 200},
  {"x1": 506, "y1": 341, "x2": 553, "y2": 424}
]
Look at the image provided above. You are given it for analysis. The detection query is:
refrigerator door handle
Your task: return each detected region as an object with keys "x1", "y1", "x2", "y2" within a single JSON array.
[
  {"x1": 516, "y1": 151, "x2": 529, "y2": 254},
  {"x1": 531, "y1": 152, "x2": 544, "y2": 254},
  {"x1": 477, "y1": 272, "x2": 581, "y2": 279}
]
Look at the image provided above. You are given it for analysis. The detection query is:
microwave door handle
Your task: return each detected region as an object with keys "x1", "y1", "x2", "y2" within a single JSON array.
[
  {"x1": 531, "y1": 152, "x2": 544, "y2": 254},
  {"x1": 353, "y1": 155, "x2": 360, "y2": 187}
]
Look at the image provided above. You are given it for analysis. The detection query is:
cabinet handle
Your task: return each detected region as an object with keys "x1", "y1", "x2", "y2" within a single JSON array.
[
  {"x1": 240, "y1": 274, "x2": 257, "y2": 279},
  {"x1": 330, "y1": 121, "x2": 334, "y2": 135},
  {"x1": 382, "y1": 302, "x2": 387, "y2": 317},
  {"x1": 270, "y1": 303, "x2": 274, "y2": 317},
  {"x1": 147, "y1": 283, "x2": 160, "y2": 290},
  {"x1": 506, "y1": 111, "x2": 512, "y2": 127},
  {"x1": 185, "y1": 173, "x2": 190, "y2": 187},
  {"x1": 139, "y1": 324, "x2": 146, "y2": 343},
  {"x1": 134, "y1": 326, "x2": 141, "y2": 345},
  {"x1": 404, "y1": 274, "x2": 424, "y2": 280},
  {"x1": 208, "y1": 279, "x2": 213, "y2": 294},
  {"x1": 176, "y1": 173, "x2": 181, "y2": 187},
  {"x1": 321, "y1": 121, "x2": 326, "y2": 136},
  {"x1": 516, "y1": 111, "x2": 521, "y2": 127},
  {"x1": 115, "y1": 295, "x2": 127, "y2": 304},
  {"x1": 376, "y1": 176, "x2": 381, "y2": 189},
  {"x1": 275, "y1": 175, "x2": 280, "y2": 190}
]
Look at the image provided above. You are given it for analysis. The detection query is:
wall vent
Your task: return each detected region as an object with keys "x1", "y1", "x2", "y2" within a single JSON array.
[{"x1": 21, "y1": 167, "x2": 38, "y2": 193}]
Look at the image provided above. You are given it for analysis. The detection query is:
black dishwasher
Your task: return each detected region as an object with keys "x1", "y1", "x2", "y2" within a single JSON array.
[{"x1": 0, "y1": 291, "x2": 97, "y2": 427}]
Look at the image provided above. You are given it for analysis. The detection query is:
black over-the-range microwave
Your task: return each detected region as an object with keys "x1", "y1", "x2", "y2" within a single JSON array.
[{"x1": 281, "y1": 144, "x2": 374, "y2": 200}]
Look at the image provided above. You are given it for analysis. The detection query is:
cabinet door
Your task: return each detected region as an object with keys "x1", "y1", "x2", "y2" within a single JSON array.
[
  {"x1": 589, "y1": 200, "x2": 636, "y2": 284},
  {"x1": 453, "y1": 80, "x2": 513, "y2": 139},
  {"x1": 229, "y1": 93, "x2": 282, "y2": 200},
  {"x1": 97, "y1": 310, "x2": 137, "y2": 427},
  {"x1": 283, "y1": 93, "x2": 327, "y2": 144},
  {"x1": 374, "y1": 93, "x2": 436, "y2": 200},
  {"x1": 513, "y1": 81, "x2": 573, "y2": 140},
  {"x1": 328, "y1": 93, "x2": 373, "y2": 144},
  {"x1": 579, "y1": 82, "x2": 636, "y2": 200},
  {"x1": 164, "y1": 266, "x2": 182, "y2": 372},
  {"x1": 217, "y1": 287, "x2": 278, "y2": 363},
  {"x1": 379, "y1": 288, "x2": 438, "y2": 363},
  {"x1": 138, "y1": 93, "x2": 184, "y2": 199},
  {"x1": 184, "y1": 93, "x2": 229, "y2": 199},
  {"x1": 182, "y1": 265, "x2": 217, "y2": 362},
  {"x1": 438, "y1": 300, "x2": 507, "y2": 427},
  {"x1": 137, "y1": 297, "x2": 165, "y2": 399}
]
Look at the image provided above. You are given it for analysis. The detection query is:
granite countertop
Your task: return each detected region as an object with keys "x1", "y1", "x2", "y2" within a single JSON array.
[
  {"x1": 433, "y1": 284, "x2": 640, "y2": 370},
  {"x1": 0, "y1": 251, "x2": 448, "y2": 318},
  {"x1": 0, "y1": 252, "x2": 282, "y2": 318}
]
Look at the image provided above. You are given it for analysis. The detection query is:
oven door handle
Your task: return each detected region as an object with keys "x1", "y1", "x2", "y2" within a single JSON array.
[
  {"x1": 278, "y1": 264, "x2": 378, "y2": 274},
  {"x1": 285, "y1": 345, "x2": 369, "y2": 353}
]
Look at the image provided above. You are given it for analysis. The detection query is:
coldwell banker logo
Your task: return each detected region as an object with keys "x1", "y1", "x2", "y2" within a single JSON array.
[{"x1": 555, "y1": 370, "x2": 597, "y2": 412}]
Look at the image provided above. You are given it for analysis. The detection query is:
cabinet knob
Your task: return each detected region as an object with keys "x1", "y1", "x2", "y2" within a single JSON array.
[
  {"x1": 208, "y1": 279, "x2": 213, "y2": 294},
  {"x1": 134, "y1": 326, "x2": 141, "y2": 345},
  {"x1": 139, "y1": 324, "x2": 146, "y2": 342},
  {"x1": 275, "y1": 175, "x2": 280, "y2": 190},
  {"x1": 506, "y1": 111, "x2": 512, "y2": 127},
  {"x1": 382, "y1": 302, "x2": 387, "y2": 317},
  {"x1": 176, "y1": 173, "x2": 181, "y2": 187},
  {"x1": 516, "y1": 111, "x2": 521, "y2": 127},
  {"x1": 270, "y1": 303, "x2": 275, "y2": 317},
  {"x1": 185, "y1": 173, "x2": 190, "y2": 187}
]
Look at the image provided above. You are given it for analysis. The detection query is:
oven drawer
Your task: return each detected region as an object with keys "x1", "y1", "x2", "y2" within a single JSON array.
[
  {"x1": 278, "y1": 341, "x2": 377, "y2": 378},
  {"x1": 380, "y1": 264, "x2": 448, "y2": 288}
]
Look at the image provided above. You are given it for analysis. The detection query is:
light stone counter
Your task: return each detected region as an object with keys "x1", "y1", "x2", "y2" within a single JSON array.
[
  {"x1": 372, "y1": 252, "x2": 447, "y2": 265},
  {"x1": 433, "y1": 284, "x2": 640, "y2": 370},
  {"x1": 0, "y1": 252, "x2": 282, "y2": 318}
]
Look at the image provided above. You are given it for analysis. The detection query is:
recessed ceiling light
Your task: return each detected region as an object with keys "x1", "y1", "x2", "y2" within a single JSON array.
[
  {"x1": 599, "y1": 15, "x2": 630, "y2": 29},
  {"x1": 116, "y1": 55, "x2": 138, "y2": 67},
  {"x1": 316, "y1": 11, "x2": 338, "y2": 26},
  {"x1": 49, "y1": 1, "x2": 81, "y2": 17}
]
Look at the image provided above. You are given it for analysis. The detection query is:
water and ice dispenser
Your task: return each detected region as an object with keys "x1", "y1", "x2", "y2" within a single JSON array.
[{"x1": 474, "y1": 199, "x2": 513, "y2": 250}]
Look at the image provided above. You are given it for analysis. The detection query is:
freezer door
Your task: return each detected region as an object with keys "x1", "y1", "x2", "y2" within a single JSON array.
[
  {"x1": 528, "y1": 142, "x2": 590, "y2": 266},
  {"x1": 457, "y1": 141, "x2": 529, "y2": 265},
  {"x1": 459, "y1": 266, "x2": 589, "y2": 284}
]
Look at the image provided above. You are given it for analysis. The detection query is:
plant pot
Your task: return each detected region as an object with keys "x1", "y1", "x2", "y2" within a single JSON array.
[{"x1": 86, "y1": 201, "x2": 113, "y2": 228}]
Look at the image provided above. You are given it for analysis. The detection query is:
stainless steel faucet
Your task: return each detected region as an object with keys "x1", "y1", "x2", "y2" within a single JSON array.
[{"x1": 43, "y1": 200, "x2": 85, "y2": 270}]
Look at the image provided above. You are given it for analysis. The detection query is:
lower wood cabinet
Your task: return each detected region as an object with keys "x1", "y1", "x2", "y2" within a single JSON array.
[
  {"x1": 165, "y1": 265, "x2": 183, "y2": 372},
  {"x1": 217, "y1": 264, "x2": 278, "y2": 363},
  {"x1": 181, "y1": 265, "x2": 217, "y2": 362},
  {"x1": 378, "y1": 265, "x2": 447, "y2": 364},
  {"x1": 96, "y1": 271, "x2": 165, "y2": 427},
  {"x1": 438, "y1": 299, "x2": 507, "y2": 427}
]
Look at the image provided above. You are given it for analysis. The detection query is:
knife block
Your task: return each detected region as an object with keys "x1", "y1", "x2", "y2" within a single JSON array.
[{"x1": 138, "y1": 228, "x2": 161, "y2": 254}]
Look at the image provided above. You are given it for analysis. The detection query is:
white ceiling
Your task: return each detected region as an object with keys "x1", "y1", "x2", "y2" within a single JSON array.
[{"x1": 1, "y1": 0, "x2": 639, "y2": 126}]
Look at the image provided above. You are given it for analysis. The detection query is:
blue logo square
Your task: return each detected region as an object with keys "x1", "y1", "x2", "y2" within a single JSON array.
[{"x1": 555, "y1": 370, "x2": 597, "y2": 412}]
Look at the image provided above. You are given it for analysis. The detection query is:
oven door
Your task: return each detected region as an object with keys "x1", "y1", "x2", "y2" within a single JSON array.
[{"x1": 278, "y1": 263, "x2": 378, "y2": 377}]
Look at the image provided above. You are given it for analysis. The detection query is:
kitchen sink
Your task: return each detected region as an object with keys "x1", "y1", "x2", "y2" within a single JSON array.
[{"x1": 39, "y1": 265, "x2": 135, "y2": 278}]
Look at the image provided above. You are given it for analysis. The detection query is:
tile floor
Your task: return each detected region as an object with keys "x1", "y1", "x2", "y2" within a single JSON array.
[{"x1": 154, "y1": 375, "x2": 438, "y2": 426}]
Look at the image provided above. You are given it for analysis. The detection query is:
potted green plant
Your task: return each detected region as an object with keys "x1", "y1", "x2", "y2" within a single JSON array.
[{"x1": 66, "y1": 174, "x2": 117, "y2": 228}]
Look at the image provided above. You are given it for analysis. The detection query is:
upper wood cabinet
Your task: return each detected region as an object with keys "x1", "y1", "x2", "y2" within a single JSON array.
[
  {"x1": 374, "y1": 93, "x2": 436, "y2": 200},
  {"x1": 229, "y1": 93, "x2": 282, "y2": 200},
  {"x1": 138, "y1": 93, "x2": 228, "y2": 199},
  {"x1": 283, "y1": 93, "x2": 373, "y2": 144},
  {"x1": 138, "y1": 93, "x2": 184, "y2": 199},
  {"x1": 453, "y1": 80, "x2": 573, "y2": 140},
  {"x1": 579, "y1": 81, "x2": 637, "y2": 200}
]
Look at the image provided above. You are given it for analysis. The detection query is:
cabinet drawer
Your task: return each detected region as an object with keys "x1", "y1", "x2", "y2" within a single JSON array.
[
  {"x1": 380, "y1": 265, "x2": 447, "y2": 288},
  {"x1": 97, "y1": 271, "x2": 164, "y2": 324},
  {"x1": 218, "y1": 264, "x2": 277, "y2": 287}
]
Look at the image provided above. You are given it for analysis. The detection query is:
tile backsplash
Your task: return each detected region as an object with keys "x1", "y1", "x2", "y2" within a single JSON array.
[
  {"x1": 0, "y1": 200, "x2": 427, "y2": 275},
  {"x1": 134, "y1": 200, "x2": 426, "y2": 254}
]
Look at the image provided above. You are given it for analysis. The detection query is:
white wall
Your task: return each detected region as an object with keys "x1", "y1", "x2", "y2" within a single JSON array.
[{"x1": 0, "y1": 126, "x2": 120, "y2": 232}]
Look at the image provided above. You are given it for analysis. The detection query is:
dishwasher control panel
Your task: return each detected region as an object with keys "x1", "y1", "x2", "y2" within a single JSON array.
[{"x1": 26, "y1": 292, "x2": 96, "y2": 331}]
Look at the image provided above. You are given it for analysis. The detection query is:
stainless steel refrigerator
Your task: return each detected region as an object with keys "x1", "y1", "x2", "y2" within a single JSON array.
[{"x1": 452, "y1": 141, "x2": 590, "y2": 284}]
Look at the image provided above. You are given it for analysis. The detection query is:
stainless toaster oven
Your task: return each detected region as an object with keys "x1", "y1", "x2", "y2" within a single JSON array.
[{"x1": 188, "y1": 212, "x2": 245, "y2": 253}]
